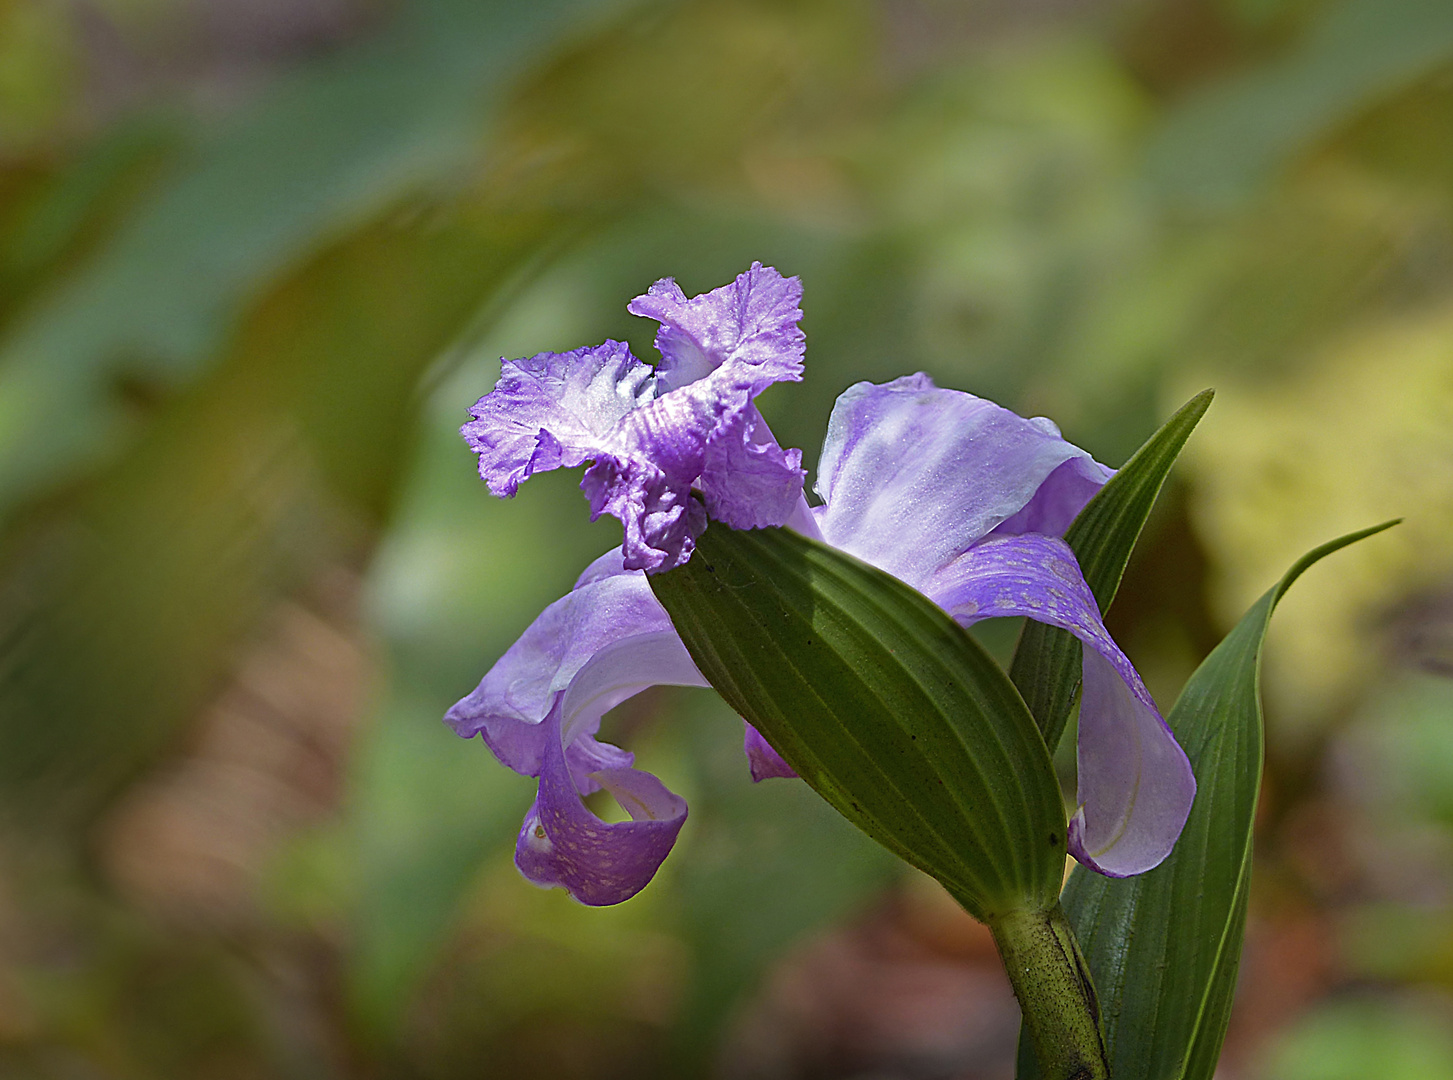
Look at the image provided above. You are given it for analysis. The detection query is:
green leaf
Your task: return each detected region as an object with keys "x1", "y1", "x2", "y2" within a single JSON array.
[
  {"x1": 1010, "y1": 389, "x2": 1213, "y2": 751},
  {"x1": 1017, "y1": 520, "x2": 1399, "y2": 1080},
  {"x1": 650, "y1": 522, "x2": 1064, "y2": 922}
]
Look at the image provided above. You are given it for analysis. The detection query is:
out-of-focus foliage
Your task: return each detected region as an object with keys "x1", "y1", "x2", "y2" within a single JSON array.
[
  {"x1": 1255, "y1": 994, "x2": 1453, "y2": 1080},
  {"x1": 0, "y1": 0, "x2": 1451, "y2": 1076}
]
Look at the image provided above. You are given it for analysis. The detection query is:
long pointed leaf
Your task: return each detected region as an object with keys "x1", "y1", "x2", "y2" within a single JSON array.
[
  {"x1": 1010, "y1": 389, "x2": 1214, "y2": 751},
  {"x1": 1018, "y1": 520, "x2": 1399, "y2": 1080},
  {"x1": 651, "y1": 523, "x2": 1065, "y2": 921}
]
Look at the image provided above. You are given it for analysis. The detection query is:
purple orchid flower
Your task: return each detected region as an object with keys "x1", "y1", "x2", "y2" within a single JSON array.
[{"x1": 448, "y1": 265, "x2": 1196, "y2": 906}]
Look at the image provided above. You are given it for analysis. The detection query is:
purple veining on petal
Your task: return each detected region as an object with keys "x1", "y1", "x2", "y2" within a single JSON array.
[
  {"x1": 589, "y1": 372, "x2": 754, "y2": 571},
  {"x1": 462, "y1": 341, "x2": 653, "y2": 497},
  {"x1": 626, "y1": 262, "x2": 805, "y2": 394},
  {"x1": 515, "y1": 704, "x2": 688, "y2": 906},
  {"x1": 926, "y1": 534, "x2": 1196, "y2": 877},
  {"x1": 700, "y1": 404, "x2": 806, "y2": 530},
  {"x1": 461, "y1": 267, "x2": 808, "y2": 574},
  {"x1": 815, "y1": 375, "x2": 1112, "y2": 591},
  {"x1": 743, "y1": 723, "x2": 798, "y2": 781},
  {"x1": 581, "y1": 455, "x2": 707, "y2": 573}
]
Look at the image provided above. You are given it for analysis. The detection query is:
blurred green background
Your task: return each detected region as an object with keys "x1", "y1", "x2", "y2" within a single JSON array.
[{"x1": 0, "y1": 0, "x2": 1451, "y2": 1077}]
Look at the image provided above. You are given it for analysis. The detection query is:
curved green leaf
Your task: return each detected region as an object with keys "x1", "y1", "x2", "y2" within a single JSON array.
[
  {"x1": 1018, "y1": 520, "x2": 1399, "y2": 1080},
  {"x1": 650, "y1": 523, "x2": 1064, "y2": 921},
  {"x1": 1010, "y1": 389, "x2": 1214, "y2": 751}
]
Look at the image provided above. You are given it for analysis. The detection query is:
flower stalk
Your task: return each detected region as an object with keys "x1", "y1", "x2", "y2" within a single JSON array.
[{"x1": 986, "y1": 902, "x2": 1110, "y2": 1080}]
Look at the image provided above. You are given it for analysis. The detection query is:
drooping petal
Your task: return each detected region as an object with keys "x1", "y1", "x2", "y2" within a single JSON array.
[
  {"x1": 815, "y1": 375, "x2": 1112, "y2": 590},
  {"x1": 557, "y1": 632, "x2": 709, "y2": 748},
  {"x1": 743, "y1": 723, "x2": 798, "y2": 781},
  {"x1": 1069, "y1": 649, "x2": 1199, "y2": 876},
  {"x1": 461, "y1": 341, "x2": 654, "y2": 497},
  {"x1": 444, "y1": 558, "x2": 706, "y2": 785},
  {"x1": 626, "y1": 262, "x2": 806, "y2": 394},
  {"x1": 515, "y1": 704, "x2": 688, "y2": 906},
  {"x1": 556, "y1": 630, "x2": 707, "y2": 797},
  {"x1": 699, "y1": 404, "x2": 805, "y2": 531},
  {"x1": 926, "y1": 534, "x2": 1196, "y2": 877},
  {"x1": 987, "y1": 455, "x2": 1113, "y2": 539}
]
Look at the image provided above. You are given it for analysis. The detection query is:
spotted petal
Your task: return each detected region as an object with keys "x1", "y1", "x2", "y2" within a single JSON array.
[
  {"x1": 515, "y1": 703, "x2": 688, "y2": 906},
  {"x1": 446, "y1": 548, "x2": 709, "y2": 904},
  {"x1": 926, "y1": 534, "x2": 1196, "y2": 876}
]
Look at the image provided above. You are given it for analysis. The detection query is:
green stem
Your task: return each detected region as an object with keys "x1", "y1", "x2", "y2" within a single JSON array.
[{"x1": 988, "y1": 903, "x2": 1109, "y2": 1080}]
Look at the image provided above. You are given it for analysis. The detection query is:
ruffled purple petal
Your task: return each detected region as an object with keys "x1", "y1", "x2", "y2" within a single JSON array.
[
  {"x1": 461, "y1": 267, "x2": 809, "y2": 575},
  {"x1": 926, "y1": 534, "x2": 1196, "y2": 877},
  {"x1": 515, "y1": 704, "x2": 688, "y2": 906},
  {"x1": 743, "y1": 723, "x2": 798, "y2": 781},
  {"x1": 814, "y1": 375, "x2": 1112, "y2": 591},
  {"x1": 626, "y1": 262, "x2": 806, "y2": 394},
  {"x1": 461, "y1": 341, "x2": 654, "y2": 497},
  {"x1": 581, "y1": 455, "x2": 707, "y2": 573},
  {"x1": 700, "y1": 404, "x2": 805, "y2": 531}
]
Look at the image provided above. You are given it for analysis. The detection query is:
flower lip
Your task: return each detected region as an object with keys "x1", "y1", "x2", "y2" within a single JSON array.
[{"x1": 461, "y1": 263, "x2": 808, "y2": 573}]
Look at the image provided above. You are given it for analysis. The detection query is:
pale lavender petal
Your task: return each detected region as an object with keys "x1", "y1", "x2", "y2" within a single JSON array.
[
  {"x1": 626, "y1": 262, "x2": 805, "y2": 394},
  {"x1": 1068, "y1": 650, "x2": 1199, "y2": 876},
  {"x1": 565, "y1": 734, "x2": 634, "y2": 784},
  {"x1": 557, "y1": 632, "x2": 708, "y2": 748},
  {"x1": 815, "y1": 375, "x2": 1112, "y2": 591},
  {"x1": 515, "y1": 705, "x2": 687, "y2": 906},
  {"x1": 743, "y1": 723, "x2": 798, "y2": 781},
  {"x1": 574, "y1": 546, "x2": 629, "y2": 588},
  {"x1": 462, "y1": 341, "x2": 653, "y2": 497},
  {"x1": 557, "y1": 629, "x2": 706, "y2": 798},
  {"x1": 444, "y1": 564, "x2": 705, "y2": 784},
  {"x1": 785, "y1": 492, "x2": 826, "y2": 542},
  {"x1": 699, "y1": 404, "x2": 805, "y2": 530},
  {"x1": 988, "y1": 455, "x2": 1112, "y2": 539},
  {"x1": 926, "y1": 534, "x2": 1196, "y2": 877}
]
